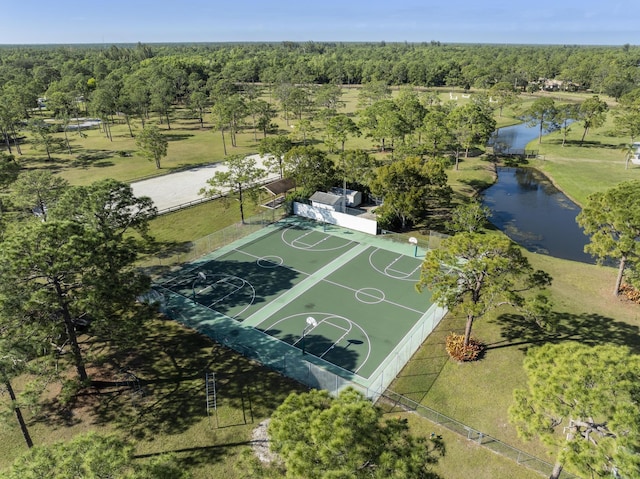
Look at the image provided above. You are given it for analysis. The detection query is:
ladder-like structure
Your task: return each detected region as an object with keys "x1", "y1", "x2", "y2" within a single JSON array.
[{"x1": 205, "y1": 372, "x2": 219, "y2": 427}]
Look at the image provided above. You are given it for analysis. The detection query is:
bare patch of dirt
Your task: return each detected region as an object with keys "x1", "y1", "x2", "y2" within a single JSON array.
[{"x1": 251, "y1": 418, "x2": 278, "y2": 464}]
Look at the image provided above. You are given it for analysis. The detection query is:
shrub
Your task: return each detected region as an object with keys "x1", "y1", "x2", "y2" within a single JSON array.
[
  {"x1": 620, "y1": 283, "x2": 640, "y2": 303},
  {"x1": 445, "y1": 332, "x2": 484, "y2": 362}
]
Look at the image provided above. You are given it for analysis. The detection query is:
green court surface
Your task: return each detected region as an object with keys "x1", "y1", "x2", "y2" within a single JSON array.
[{"x1": 158, "y1": 221, "x2": 436, "y2": 384}]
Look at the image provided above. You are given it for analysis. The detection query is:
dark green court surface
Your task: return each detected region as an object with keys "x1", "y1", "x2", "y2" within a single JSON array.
[{"x1": 158, "y1": 222, "x2": 436, "y2": 386}]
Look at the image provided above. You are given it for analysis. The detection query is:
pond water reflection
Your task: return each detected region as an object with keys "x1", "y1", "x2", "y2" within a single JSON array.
[{"x1": 482, "y1": 167, "x2": 594, "y2": 263}]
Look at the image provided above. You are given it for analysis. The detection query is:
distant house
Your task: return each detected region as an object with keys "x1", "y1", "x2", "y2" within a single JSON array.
[
  {"x1": 539, "y1": 78, "x2": 581, "y2": 92},
  {"x1": 309, "y1": 191, "x2": 345, "y2": 211}
]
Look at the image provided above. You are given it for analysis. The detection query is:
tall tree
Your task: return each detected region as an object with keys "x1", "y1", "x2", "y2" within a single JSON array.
[
  {"x1": 358, "y1": 99, "x2": 407, "y2": 153},
  {"x1": 416, "y1": 232, "x2": 551, "y2": 349},
  {"x1": 150, "y1": 77, "x2": 175, "y2": 130},
  {"x1": 0, "y1": 309, "x2": 43, "y2": 449},
  {"x1": 0, "y1": 181, "x2": 156, "y2": 384},
  {"x1": 286, "y1": 86, "x2": 312, "y2": 121},
  {"x1": 447, "y1": 101, "x2": 496, "y2": 166},
  {"x1": 200, "y1": 154, "x2": 266, "y2": 224},
  {"x1": 283, "y1": 146, "x2": 337, "y2": 194},
  {"x1": 357, "y1": 80, "x2": 391, "y2": 107},
  {"x1": 135, "y1": 124, "x2": 168, "y2": 169},
  {"x1": 269, "y1": 388, "x2": 444, "y2": 479},
  {"x1": 395, "y1": 87, "x2": 426, "y2": 137},
  {"x1": 254, "y1": 99, "x2": 278, "y2": 139},
  {"x1": 576, "y1": 180, "x2": 640, "y2": 296},
  {"x1": 578, "y1": 95, "x2": 608, "y2": 145},
  {"x1": 188, "y1": 89, "x2": 208, "y2": 129},
  {"x1": 211, "y1": 100, "x2": 232, "y2": 156},
  {"x1": 325, "y1": 114, "x2": 360, "y2": 153},
  {"x1": 340, "y1": 149, "x2": 377, "y2": 190},
  {"x1": 614, "y1": 88, "x2": 640, "y2": 144},
  {"x1": 258, "y1": 135, "x2": 293, "y2": 179},
  {"x1": 52, "y1": 180, "x2": 157, "y2": 341},
  {"x1": 521, "y1": 97, "x2": 558, "y2": 144},
  {"x1": 488, "y1": 81, "x2": 519, "y2": 117},
  {"x1": 510, "y1": 343, "x2": 640, "y2": 479},
  {"x1": 225, "y1": 94, "x2": 247, "y2": 148},
  {"x1": 0, "y1": 89, "x2": 24, "y2": 154},
  {"x1": 421, "y1": 105, "x2": 454, "y2": 157},
  {"x1": 554, "y1": 103, "x2": 580, "y2": 147},
  {"x1": 123, "y1": 72, "x2": 151, "y2": 128},
  {"x1": 370, "y1": 156, "x2": 451, "y2": 230},
  {"x1": 314, "y1": 83, "x2": 344, "y2": 112},
  {"x1": 10, "y1": 170, "x2": 69, "y2": 221},
  {"x1": 27, "y1": 120, "x2": 64, "y2": 161},
  {"x1": 0, "y1": 220, "x2": 94, "y2": 382},
  {"x1": 446, "y1": 199, "x2": 491, "y2": 234}
]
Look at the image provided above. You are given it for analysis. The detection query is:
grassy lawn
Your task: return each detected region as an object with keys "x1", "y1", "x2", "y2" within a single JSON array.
[
  {"x1": 3, "y1": 87, "x2": 639, "y2": 478},
  {"x1": 389, "y1": 99, "x2": 640, "y2": 477},
  {"x1": 0, "y1": 318, "x2": 306, "y2": 477}
]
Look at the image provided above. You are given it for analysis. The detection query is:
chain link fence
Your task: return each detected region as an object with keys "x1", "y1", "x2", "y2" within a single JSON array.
[
  {"x1": 155, "y1": 286, "x2": 446, "y2": 402},
  {"x1": 378, "y1": 390, "x2": 581, "y2": 479},
  {"x1": 139, "y1": 209, "x2": 288, "y2": 276}
]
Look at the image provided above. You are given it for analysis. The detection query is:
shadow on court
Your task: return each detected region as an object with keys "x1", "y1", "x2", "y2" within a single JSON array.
[
  {"x1": 183, "y1": 259, "x2": 302, "y2": 320},
  {"x1": 259, "y1": 329, "x2": 361, "y2": 373}
]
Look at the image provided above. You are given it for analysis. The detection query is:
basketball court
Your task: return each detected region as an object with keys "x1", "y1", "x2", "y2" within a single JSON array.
[{"x1": 157, "y1": 219, "x2": 439, "y2": 387}]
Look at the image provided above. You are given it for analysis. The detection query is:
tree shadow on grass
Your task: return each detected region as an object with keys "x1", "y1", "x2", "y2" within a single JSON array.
[
  {"x1": 84, "y1": 320, "x2": 304, "y2": 441},
  {"x1": 459, "y1": 177, "x2": 495, "y2": 192},
  {"x1": 546, "y1": 138, "x2": 619, "y2": 150},
  {"x1": 71, "y1": 149, "x2": 116, "y2": 168},
  {"x1": 490, "y1": 311, "x2": 640, "y2": 354},
  {"x1": 29, "y1": 315, "x2": 304, "y2": 444},
  {"x1": 134, "y1": 441, "x2": 253, "y2": 472},
  {"x1": 164, "y1": 133, "x2": 195, "y2": 142}
]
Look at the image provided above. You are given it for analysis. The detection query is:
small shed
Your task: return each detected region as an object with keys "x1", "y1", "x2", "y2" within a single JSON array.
[
  {"x1": 261, "y1": 178, "x2": 295, "y2": 209},
  {"x1": 309, "y1": 191, "x2": 345, "y2": 211},
  {"x1": 329, "y1": 187, "x2": 362, "y2": 207}
]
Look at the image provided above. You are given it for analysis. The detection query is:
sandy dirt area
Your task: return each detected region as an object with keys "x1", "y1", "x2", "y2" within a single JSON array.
[{"x1": 130, "y1": 154, "x2": 278, "y2": 212}]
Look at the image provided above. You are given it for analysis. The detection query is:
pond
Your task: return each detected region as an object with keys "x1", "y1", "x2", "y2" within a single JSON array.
[
  {"x1": 487, "y1": 122, "x2": 543, "y2": 154},
  {"x1": 482, "y1": 166, "x2": 594, "y2": 263}
]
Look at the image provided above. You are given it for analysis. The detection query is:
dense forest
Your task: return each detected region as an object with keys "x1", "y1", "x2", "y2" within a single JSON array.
[{"x1": 1, "y1": 41, "x2": 640, "y2": 102}]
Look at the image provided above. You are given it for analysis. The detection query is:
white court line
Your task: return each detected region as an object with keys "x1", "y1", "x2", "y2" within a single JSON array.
[
  {"x1": 281, "y1": 226, "x2": 356, "y2": 252},
  {"x1": 254, "y1": 311, "x2": 372, "y2": 379},
  {"x1": 290, "y1": 230, "x2": 316, "y2": 248},
  {"x1": 320, "y1": 319, "x2": 352, "y2": 358},
  {"x1": 324, "y1": 318, "x2": 350, "y2": 332},
  {"x1": 369, "y1": 248, "x2": 422, "y2": 282},
  {"x1": 293, "y1": 233, "x2": 333, "y2": 249},
  {"x1": 233, "y1": 248, "x2": 303, "y2": 274},
  {"x1": 205, "y1": 278, "x2": 244, "y2": 307},
  {"x1": 385, "y1": 264, "x2": 422, "y2": 279},
  {"x1": 322, "y1": 278, "x2": 425, "y2": 315},
  {"x1": 196, "y1": 274, "x2": 257, "y2": 319}
]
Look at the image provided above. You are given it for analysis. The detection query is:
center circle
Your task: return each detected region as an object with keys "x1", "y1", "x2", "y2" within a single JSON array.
[
  {"x1": 355, "y1": 288, "x2": 385, "y2": 304},
  {"x1": 257, "y1": 255, "x2": 284, "y2": 268}
]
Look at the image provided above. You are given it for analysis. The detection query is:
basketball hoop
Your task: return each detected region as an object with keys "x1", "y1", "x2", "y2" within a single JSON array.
[
  {"x1": 302, "y1": 316, "x2": 318, "y2": 355},
  {"x1": 408, "y1": 237, "x2": 418, "y2": 257}
]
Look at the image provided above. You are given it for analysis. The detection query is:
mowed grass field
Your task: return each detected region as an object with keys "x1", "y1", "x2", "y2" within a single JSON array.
[{"x1": 2, "y1": 86, "x2": 638, "y2": 478}]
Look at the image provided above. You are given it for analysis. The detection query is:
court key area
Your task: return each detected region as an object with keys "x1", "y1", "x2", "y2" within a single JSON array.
[{"x1": 158, "y1": 222, "x2": 436, "y2": 383}]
